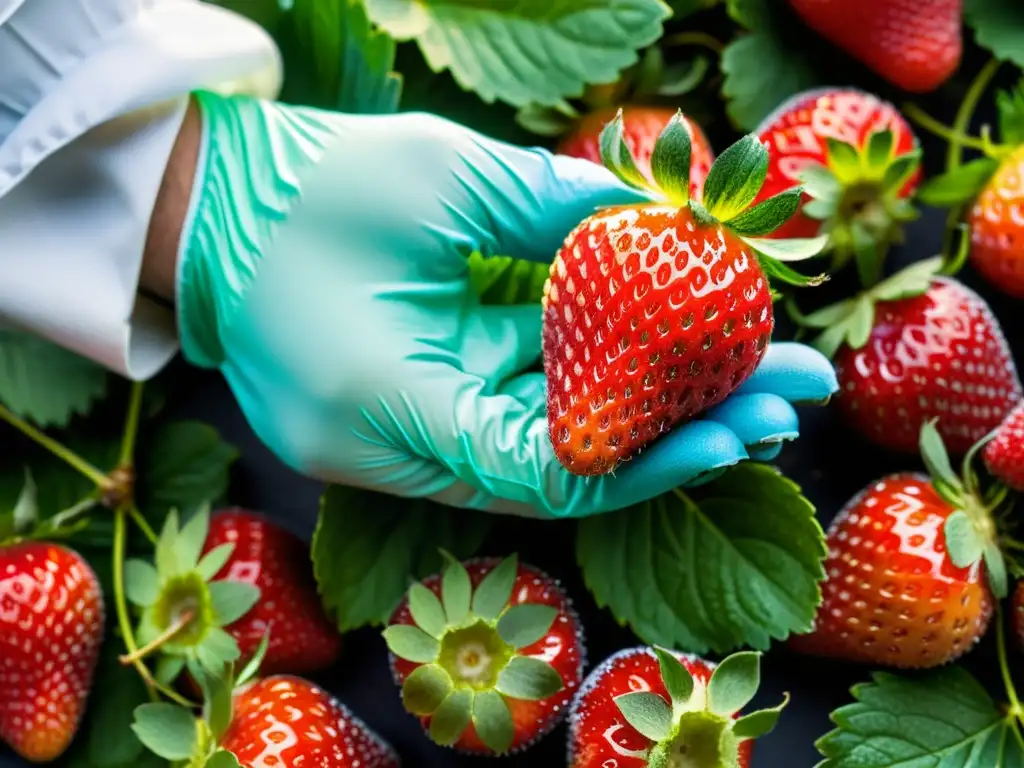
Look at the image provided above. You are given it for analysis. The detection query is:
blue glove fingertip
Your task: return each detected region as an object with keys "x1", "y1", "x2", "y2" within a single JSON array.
[
  {"x1": 738, "y1": 342, "x2": 838, "y2": 404},
  {"x1": 704, "y1": 393, "x2": 800, "y2": 447}
]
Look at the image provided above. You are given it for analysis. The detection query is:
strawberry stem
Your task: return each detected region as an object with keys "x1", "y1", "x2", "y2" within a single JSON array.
[
  {"x1": 948, "y1": 59, "x2": 1002, "y2": 172},
  {"x1": 996, "y1": 606, "x2": 1024, "y2": 722},
  {"x1": 119, "y1": 608, "x2": 196, "y2": 665},
  {"x1": 902, "y1": 104, "x2": 990, "y2": 153},
  {"x1": 662, "y1": 31, "x2": 725, "y2": 56},
  {"x1": 119, "y1": 381, "x2": 145, "y2": 467},
  {"x1": 0, "y1": 403, "x2": 113, "y2": 490},
  {"x1": 129, "y1": 504, "x2": 159, "y2": 546}
]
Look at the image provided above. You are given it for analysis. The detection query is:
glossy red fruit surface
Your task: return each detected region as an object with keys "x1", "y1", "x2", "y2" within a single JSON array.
[
  {"x1": 543, "y1": 205, "x2": 773, "y2": 475},
  {"x1": 789, "y1": 473, "x2": 993, "y2": 668},
  {"x1": 221, "y1": 675, "x2": 399, "y2": 767},
  {"x1": 984, "y1": 401, "x2": 1024, "y2": 491},
  {"x1": 753, "y1": 88, "x2": 920, "y2": 239},
  {"x1": 0, "y1": 542, "x2": 103, "y2": 761},
  {"x1": 835, "y1": 277, "x2": 1021, "y2": 455},
  {"x1": 788, "y1": 0, "x2": 962, "y2": 92},
  {"x1": 203, "y1": 508, "x2": 341, "y2": 675},
  {"x1": 968, "y1": 145, "x2": 1024, "y2": 299},
  {"x1": 389, "y1": 558, "x2": 584, "y2": 755},
  {"x1": 558, "y1": 107, "x2": 714, "y2": 201},
  {"x1": 567, "y1": 647, "x2": 752, "y2": 767}
]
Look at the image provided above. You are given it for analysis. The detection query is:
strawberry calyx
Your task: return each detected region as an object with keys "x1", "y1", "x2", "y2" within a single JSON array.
[
  {"x1": 615, "y1": 648, "x2": 786, "y2": 768},
  {"x1": 794, "y1": 129, "x2": 921, "y2": 287},
  {"x1": 124, "y1": 506, "x2": 260, "y2": 683},
  {"x1": 383, "y1": 553, "x2": 563, "y2": 755},
  {"x1": 598, "y1": 109, "x2": 829, "y2": 289}
]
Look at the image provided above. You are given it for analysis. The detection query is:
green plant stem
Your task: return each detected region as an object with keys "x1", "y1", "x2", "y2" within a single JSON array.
[
  {"x1": 119, "y1": 382, "x2": 145, "y2": 467},
  {"x1": 663, "y1": 31, "x2": 725, "y2": 55},
  {"x1": 129, "y1": 504, "x2": 158, "y2": 546},
  {"x1": 119, "y1": 609, "x2": 195, "y2": 665},
  {"x1": 902, "y1": 104, "x2": 990, "y2": 152},
  {"x1": 0, "y1": 403, "x2": 112, "y2": 489},
  {"x1": 997, "y1": 606, "x2": 1024, "y2": 719},
  {"x1": 948, "y1": 58, "x2": 1001, "y2": 172}
]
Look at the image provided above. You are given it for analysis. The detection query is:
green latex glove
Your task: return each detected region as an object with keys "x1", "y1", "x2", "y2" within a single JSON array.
[{"x1": 176, "y1": 91, "x2": 837, "y2": 519}]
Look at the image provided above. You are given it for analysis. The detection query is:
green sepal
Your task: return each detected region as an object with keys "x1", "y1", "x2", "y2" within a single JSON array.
[
  {"x1": 865, "y1": 130, "x2": 895, "y2": 175},
  {"x1": 919, "y1": 420, "x2": 964, "y2": 494},
  {"x1": 825, "y1": 138, "x2": 862, "y2": 182},
  {"x1": 209, "y1": 580, "x2": 260, "y2": 625},
  {"x1": 402, "y1": 664, "x2": 453, "y2": 715},
  {"x1": 131, "y1": 702, "x2": 198, "y2": 761},
  {"x1": 205, "y1": 663, "x2": 234, "y2": 743},
  {"x1": 383, "y1": 624, "x2": 441, "y2": 664},
  {"x1": 851, "y1": 221, "x2": 883, "y2": 288},
  {"x1": 917, "y1": 158, "x2": 1000, "y2": 208},
  {"x1": 742, "y1": 234, "x2": 829, "y2": 262},
  {"x1": 472, "y1": 689, "x2": 515, "y2": 755},
  {"x1": 758, "y1": 255, "x2": 828, "y2": 288},
  {"x1": 797, "y1": 164, "x2": 841, "y2": 204},
  {"x1": 707, "y1": 651, "x2": 761, "y2": 716},
  {"x1": 984, "y1": 540, "x2": 1008, "y2": 599},
  {"x1": 196, "y1": 627, "x2": 241, "y2": 673},
  {"x1": 726, "y1": 189, "x2": 802, "y2": 236},
  {"x1": 125, "y1": 559, "x2": 161, "y2": 607},
  {"x1": 654, "y1": 646, "x2": 694, "y2": 705},
  {"x1": 440, "y1": 550, "x2": 472, "y2": 627},
  {"x1": 733, "y1": 692, "x2": 791, "y2": 739},
  {"x1": 803, "y1": 197, "x2": 837, "y2": 221},
  {"x1": 613, "y1": 691, "x2": 673, "y2": 742},
  {"x1": 869, "y1": 257, "x2": 941, "y2": 301},
  {"x1": 650, "y1": 111, "x2": 693, "y2": 206},
  {"x1": 882, "y1": 149, "x2": 922, "y2": 195},
  {"x1": 7, "y1": 468, "x2": 38, "y2": 538},
  {"x1": 599, "y1": 110, "x2": 648, "y2": 189},
  {"x1": 206, "y1": 749, "x2": 242, "y2": 768},
  {"x1": 175, "y1": 506, "x2": 211, "y2": 574},
  {"x1": 155, "y1": 655, "x2": 186, "y2": 687},
  {"x1": 702, "y1": 134, "x2": 769, "y2": 222},
  {"x1": 470, "y1": 554, "x2": 517, "y2": 622},
  {"x1": 409, "y1": 583, "x2": 448, "y2": 639},
  {"x1": 429, "y1": 689, "x2": 474, "y2": 747},
  {"x1": 997, "y1": 78, "x2": 1024, "y2": 146},
  {"x1": 689, "y1": 200, "x2": 717, "y2": 227},
  {"x1": 235, "y1": 623, "x2": 272, "y2": 688},
  {"x1": 155, "y1": 510, "x2": 181, "y2": 577},
  {"x1": 647, "y1": 744, "x2": 671, "y2": 768},
  {"x1": 944, "y1": 510, "x2": 984, "y2": 569},
  {"x1": 196, "y1": 543, "x2": 235, "y2": 581},
  {"x1": 496, "y1": 604, "x2": 558, "y2": 649},
  {"x1": 495, "y1": 656, "x2": 564, "y2": 701}
]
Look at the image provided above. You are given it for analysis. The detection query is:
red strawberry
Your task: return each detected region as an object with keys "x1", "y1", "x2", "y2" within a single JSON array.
[
  {"x1": 568, "y1": 647, "x2": 784, "y2": 767},
  {"x1": 220, "y1": 675, "x2": 399, "y2": 767},
  {"x1": 384, "y1": 555, "x2": 584, "y2": 756},
  {"x1": 202, "y1": 508, "x2": 341, "y2": 676},
  {"x1": 968, "y1": 145, "x2": 1024, "y2": 299},
  {"x1": 788, "y1": 0, "x2": 962, "y2": 92},
  {"x1": 790, "y1": 420, "x2": 1006, "y2": 668},
  {"x1": 752, "y1": 88, "x2": 920, "y2": 278},
  {"x1": 833, "y1": 276, "x2": 1020, "y2": 455},
  {"x1": 558, "y1": 107, "x2": 715, "y2": 201},
  {"x1": 0, "y1": 542, "x2": 104, "y2": 761},
  {"x1": 544, "y1": 111, "x2": 826, "y2": 475},
  {"x1": 984, "y1": 401, "x2": 1024, "y2": 491}
]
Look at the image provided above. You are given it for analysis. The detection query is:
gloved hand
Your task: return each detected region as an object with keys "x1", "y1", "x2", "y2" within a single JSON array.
[{"x1": 175, "y1": 90, "x2": 837, "y2": 519}]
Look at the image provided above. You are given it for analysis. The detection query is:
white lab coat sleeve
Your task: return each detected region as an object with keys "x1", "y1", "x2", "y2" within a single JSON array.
[{"x1": 0, "y1": 0, "x2": 282, "y2": 380}]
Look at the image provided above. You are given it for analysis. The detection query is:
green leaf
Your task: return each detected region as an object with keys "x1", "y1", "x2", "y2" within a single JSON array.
[
  {"x1": 209, "y1": 580, "x2": 261, "y2": 625},
  {"x1": 701, "y1": 135, "x2": 769, "y2": 222},
  {"x1": 138, "y1": 421, "x2": 238, "y2": 524},
  {"x1": 965, "y1": 0, "x2": 1024, "y2": 69},
  {"x1": 707, "y1": 652, "x2": 760, "y2": 716},
  {"x1": 816, "y1": 667, "x2": 1023, "y2": 765},
  {"x1": 0, "y1": 329, "x2": 108, "y2": 427},
  {"x1": 868, "y1": 257, "x2": 941, "y2": 302},
  {"x1": 997, "y1": 79, "x2": 1024, "y2": 146},
  {"x1": 197, "y1": 626, "x2": 242, "y2": 671},
  {"x1": 600, "y1": 110, "x2": 649, "y2": 188},
  {"x1": 944, "y1": 511, "x2": 984, "y2": 569},
  {"x1": 429, "y1": 689, "x2": 474, "y2": 746},
  {"x1": 402, "y1": 664, "x2": 453, "y2": 715},
  {"x1": 364, "y1": 0, "x2": 671, "y2": 108},
  {"x1": 130, "y1": 703, "x2": 197, "y2": 761},
  {"x1": 733, "y1": 692, "x2": 790, "y2": 740},
  {"x1": 515, "y1": 103, "x2": 579, "y2": 136},
  {"x1": 409, "y1": 583, "x2": 448, "y2": 639},
  {"x1": 313, "y1": 485, "x2": 491, "y2": 631},
  {"x1": 919, "y1": 420, "x2": 963, "y2": 492},
  {"x1": 287, "y1": 0, "x2": 402, "y2": 113},
  {"x1": 383, "y1": 624, "x2": 441, "y2": 663},
  {"x1": 471, "y1": 555, "x2": 518, "y2": 621},
  {"x1": 473, "y1": 689, "x2": 515, "y2": 754},
  {"x1": 496, "y1": 604, "x2": 559, "y2": 649},
  {"x1": 721, "y1": 31, "x2": 819, "y2": 131},
  {"x1": 467, "y1": 253, "x2": 550, "y2": 306},
  {"x1": 125, "y1": 559, "x2": 161, "y2": 607},
  {"x1": 984, "y1": 539, "x2": 1009, "y2": 599},
  {"x1": 654, "y1": 647, "x2": 694, "y2": 704},
  {"x1": 614, "y1": 692, "x2": 673, "y2": 742},
  {"x1": 495, "y1": 656, "x2": 564, "y2": 700},
  {"x1": 758, "y1": 256, "x2": 827, "y2": 288},
  {"x1": 917, "y1": 158, "x2": 1000, "y2": 208},
  {"x1": 175, "y1": 506, "x2": 211, "y2": 572},
  {"x1": 743, "y1": 234, "x2": 830, "y2": 262},
  {"x1": 441, "y1": 553, "x2": 472, "y2": 627},
  {"x1": 576, "y1": 464, "x2": 826, "y2": 652},
  {"x1": 650, "y1": 111, "x2": 692, "y2": 205},
  {"x1": 197, "y1": 542, "x2": 235, "y2": 581},
  {"x1": 206, "y1": 750, "x2": 242, "y2": 768},
  {"x1": 236, "y1": 625, "x2": 273, "y2": 687},
  {"x1": 206, "y1": 668, "x2": 235, "y2": 742},
  {"x1": 726, "y1": 189, "x2": 802, "y2": 236}
]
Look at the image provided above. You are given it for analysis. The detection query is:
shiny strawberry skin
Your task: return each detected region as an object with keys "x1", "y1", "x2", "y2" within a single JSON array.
[
  {"x1": 968, "y1": 145, "x2": 1024, "y2": 299},
  {"x1": 567, "y1": 647, "x2": 752, "y2": 767},
  {"x1": 788, "y1": 0, "x2": 962, "y2": 92},
  {"x1": 389, "y1": 558, "x2": 584, "y2": 755},
  {"x1": 221, "y1": 675, "x2": 398, "y2": 768},
  {"x1": 558, "y1": 107, "x2": 714, "y2": 201},
  {"x1": 753, "y1": 88, "x2": 920, "y2": 239},
  {"x1": 0, "y1": 542, "x2": 104, "y2": 761},
  {"x1": 543, "y1": 204, "x2": 773, "y2": 475},
  {"x1": 984, "y1": 401, "x2": 1024, "y2": 491},
  {"x1": 203, "y1": 509, "x2": 341, "y2": 676},
  {"x1": 835, "y1": 277, "x2": 1021, "y2": 455},
  {"x1": 789, "y1": 473, "x2": 993, "y2": 668}
]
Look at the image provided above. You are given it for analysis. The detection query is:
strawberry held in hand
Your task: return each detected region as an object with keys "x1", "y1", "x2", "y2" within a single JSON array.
[
  {"x1": 788, "y1": 0, "x2": 962, "y2": 92},
  {"x1": 789, "y1": 421, "x2": 1006, "y2": 668},
  {"x1": 753, "y1": 88, "x2": 921, "y2": 281},
  {"x1": 0, "y1": 541, "x2": 103, "y2": 762},
  {"x1": 558, "y1": 107, "x2": 715, "y2": 201},
  {"x1": 544, "y1": 110, "x2": 828, "y2": 475},
  {"x1": 201, "y1": 508, "x2": 340, "y2": 675},
  {"x1": 984, "y1": 401, "x2": 1024, "y2": 492},
  {"x1": 384, "y1": 554, "x2": 583, "y2": 756},
  {"x1": 568, "y1": 647, "x2": 786, "y2": 767}
]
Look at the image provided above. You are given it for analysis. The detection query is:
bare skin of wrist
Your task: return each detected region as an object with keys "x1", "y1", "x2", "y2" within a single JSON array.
[{"x1": 140, "y1": 95, "x2": 202, "y2": 303}]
